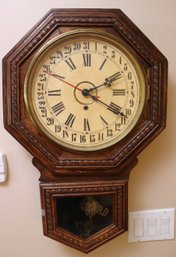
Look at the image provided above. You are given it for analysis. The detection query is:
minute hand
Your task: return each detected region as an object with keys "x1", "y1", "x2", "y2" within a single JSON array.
[
  {"x1": 90, "y1": 95, "x2": 125, "y2": 117},
  {"x1": 89, "y1": 71, "x2": 122, "y2": 92}
]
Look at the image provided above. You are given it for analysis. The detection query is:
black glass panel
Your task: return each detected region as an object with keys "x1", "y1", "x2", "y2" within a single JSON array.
[{"x1": 56, "y1": 195, "x2": 113, "y2": 238}]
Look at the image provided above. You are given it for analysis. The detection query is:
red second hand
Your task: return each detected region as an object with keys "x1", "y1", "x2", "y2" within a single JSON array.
[
  {"x1": 45, "y1": 71, "x2": 99, "y2": 99},
  {"x1": 46, "y1": 72, "x2": 83, "y2": 92}
]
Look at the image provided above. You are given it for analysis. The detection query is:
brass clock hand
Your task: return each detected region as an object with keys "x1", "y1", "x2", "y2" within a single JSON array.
[{"x1": 88, "y1": 71, "x2": 122, "y2": 92}]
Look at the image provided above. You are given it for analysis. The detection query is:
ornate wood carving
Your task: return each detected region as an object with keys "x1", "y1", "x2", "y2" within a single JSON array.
[{"x1": 40, "y1": 180, "x2": 128, "y2": 253}]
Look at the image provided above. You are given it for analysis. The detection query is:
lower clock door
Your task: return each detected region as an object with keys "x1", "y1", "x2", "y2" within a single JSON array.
[{"x1": 40, "y1": 179, "x2": 128, "y2": 253}]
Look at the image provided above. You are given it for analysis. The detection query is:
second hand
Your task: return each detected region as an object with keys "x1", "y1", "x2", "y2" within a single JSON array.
[
  {"x1": 45, "y1": 71, "x2": 82, "y2": 92},
  {"x1": 45, "y1": 71, "x2": 100, "y2": 99}
]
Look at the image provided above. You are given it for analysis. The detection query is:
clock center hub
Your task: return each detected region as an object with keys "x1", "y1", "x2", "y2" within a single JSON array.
[
  {"x1": 74, "y1": 81, "x2": 97, "y2": 105},
  {"x1": 82, "y1": 88, "x2": 89, "y2": 97}
]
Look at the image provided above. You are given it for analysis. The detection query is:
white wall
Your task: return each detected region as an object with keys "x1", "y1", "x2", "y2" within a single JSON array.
[{"x1": 0, "y1": 1, "x2": 176, "y2": 257}]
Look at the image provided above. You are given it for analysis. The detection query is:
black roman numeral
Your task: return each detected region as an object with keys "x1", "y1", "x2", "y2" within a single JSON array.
[
  {"x1": 113, "y1": 89, "x2": 126, "y2": 96},
  {"x1": 99, "y1": 59, "x2": 107, "y2": 70},
  {"x1": 51, "y1": 101, "x2": 65, "y2": 116},
  {"x1": 100, "y1": 115, "x2": 108, "y2": 126},
  {"x1": 48, "y1": 89, "x2": 61, "y2": 96},
  {"x1": 65, "y1": 58, "x2": 76, "y2": 70},
  {"x1": 121, "y1": 116, "x2": 127, "y2": 125},
  {"x1": 65, "y1": 113, "x2": 76, "y2": 128},
  {"x1": 84, "y1": 118, "x2": 91, "y2": 131},
  {"x1": 83, "y1": 53, "x2": 91, "y2": 66},
  {"x1": 108, "y1": 102, "x2": 122, "y2": 115}
]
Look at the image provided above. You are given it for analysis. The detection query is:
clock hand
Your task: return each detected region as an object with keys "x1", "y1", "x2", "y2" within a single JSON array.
[
  {"x1": 90, "y1": 94, "x2": 126, "y2": 117},
  {"x1": 88, "y1": 71, "x2": 122, "y2": 92},
  {"x1": 45, "y1": 71, "x2": 100, "y2": 99},
  {"x1": 45, "y1": 71, "x2": 83, "y2": 92},
  {"x1": 104, "y1": 71, "x2": 123, "y2": 87}
]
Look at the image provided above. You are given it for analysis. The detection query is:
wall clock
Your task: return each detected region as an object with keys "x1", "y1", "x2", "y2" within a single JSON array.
[{"x1": 3, "y1": 9, "x2": 167, "y2": 253}]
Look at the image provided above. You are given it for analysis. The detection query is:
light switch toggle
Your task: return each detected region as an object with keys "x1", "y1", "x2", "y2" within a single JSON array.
[
  {"x1": 147, "y1": 217, "x2": 157, "y2": 235},
  {"x1": 0, "y1": 153, "x2": 8, "y2": 183},
  {"x1": 160, "y1": 217, "x2": 170, "y2": 235},
  {"x1": 133, "y1": 218, "x2": 144, "y2": 237}
]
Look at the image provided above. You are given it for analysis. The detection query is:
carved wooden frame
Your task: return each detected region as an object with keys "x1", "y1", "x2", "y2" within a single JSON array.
[{"x1": 40, "y1": 180, "x2": 128, "y2": 253}]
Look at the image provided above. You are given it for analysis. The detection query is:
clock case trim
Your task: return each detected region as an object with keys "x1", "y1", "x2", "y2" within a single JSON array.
[
  {"x1": 3, "y1": 9, "x2": 167, "y2": 176},
  {"x1": 40, "y1": 179, "x2": 128, "y2": 253}
]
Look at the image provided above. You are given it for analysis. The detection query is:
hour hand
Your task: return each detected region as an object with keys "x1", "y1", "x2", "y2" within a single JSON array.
[
  {"x1": 104, "y1": 71, "x2": 122, "y2": 87},
  {"x1": 89, "y1": 71, "x2": 122, "y2": 92}
]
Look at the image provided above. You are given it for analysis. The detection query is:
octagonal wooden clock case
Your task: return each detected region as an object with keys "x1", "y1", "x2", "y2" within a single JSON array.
[{"x1": 3, "y1": 9, "x2": 167, "y2": 253}]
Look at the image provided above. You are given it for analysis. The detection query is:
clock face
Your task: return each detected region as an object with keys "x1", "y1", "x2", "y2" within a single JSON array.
[{"x1": 25, "y1": 30, "x2": 146, "y2": 151}]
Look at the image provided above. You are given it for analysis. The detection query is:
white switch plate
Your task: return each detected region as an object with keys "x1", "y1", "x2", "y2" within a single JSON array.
[{"x1": 128, "y1": 208, "x2": 175, "y2": 242}]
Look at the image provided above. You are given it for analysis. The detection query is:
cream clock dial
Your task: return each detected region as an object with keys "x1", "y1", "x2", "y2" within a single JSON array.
[{"x1": 25, "y1": 30, "x2": 145, "y2": 151}]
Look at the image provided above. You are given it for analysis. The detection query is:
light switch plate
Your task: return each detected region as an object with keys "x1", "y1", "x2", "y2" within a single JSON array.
[
  {"x1": 0, "y1": 153, "x2": 8, "y2": 183},
  {"x1": 128, "y1": 208, "x2": 175, "y2": 242}
]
